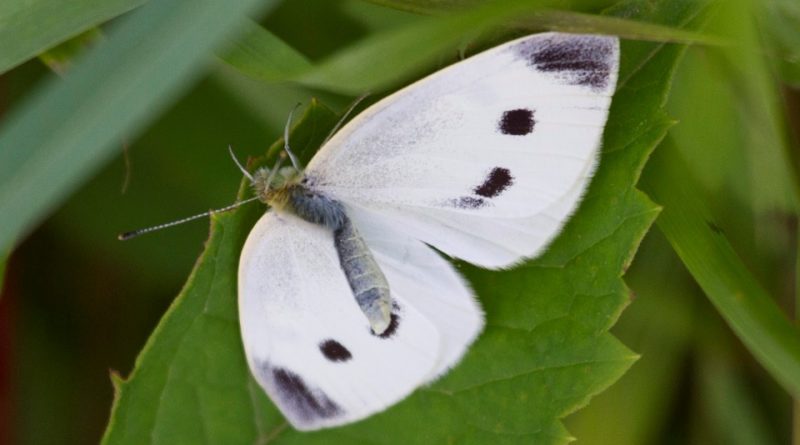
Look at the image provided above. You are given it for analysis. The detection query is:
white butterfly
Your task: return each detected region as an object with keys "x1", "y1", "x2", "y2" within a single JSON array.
[{"x1": 237, "y1": 32, "x2": 620, "y2": 431}]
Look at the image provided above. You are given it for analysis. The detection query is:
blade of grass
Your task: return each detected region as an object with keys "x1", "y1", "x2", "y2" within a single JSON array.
[
  {"x1": 0, "y1": 0, "x2": 277, "y2": 254},
  {"x1": 218, "y1": 4, "x2": 720, "y2": 92},
  {"x1": 361, "y1": 0, "x2": 613, "y2": 15},
  {"x1": 298, "y1": 5, "x2": 721, "y2": 93},
  {"x1": 640, "y1": 138, "x2": 800, "y2": 397},
  {"x1": 294, "y1": 1, "x2": 530, "y2": 94},
  {"x1": 512, "y1": 10, "x2": 724, "y2": 45},
  {"x1": 217, "y1": 19, "x2": 313, "y2": 83},
  {"x1": 0, "y1": 0, "x2": 144, "y2": 75}
]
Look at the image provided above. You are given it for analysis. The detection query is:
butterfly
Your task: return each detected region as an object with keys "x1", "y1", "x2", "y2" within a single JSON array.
[{"x1": 237, "y1": 32, "x2": 620, "y2": 431}]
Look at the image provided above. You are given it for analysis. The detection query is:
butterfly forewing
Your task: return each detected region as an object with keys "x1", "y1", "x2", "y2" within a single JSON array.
[{"x1": 305, "y1": 33, "x2": 619, "y2": 268}]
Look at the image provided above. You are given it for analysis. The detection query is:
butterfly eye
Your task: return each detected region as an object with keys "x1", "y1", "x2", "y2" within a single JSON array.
[{"x1": 319, "y1": 339, "x2": 352, "y2": 362}]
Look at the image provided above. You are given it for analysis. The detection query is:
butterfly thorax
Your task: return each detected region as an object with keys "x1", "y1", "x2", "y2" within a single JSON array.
[{"x1": 252, "y1": 167, "x2": 347, "y2": 231}]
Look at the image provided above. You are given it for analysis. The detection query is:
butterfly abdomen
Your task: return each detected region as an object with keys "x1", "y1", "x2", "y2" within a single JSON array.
[
  {"x1": 287, "y1": 185, "x2": 393, "y2": 335},
  {"x1": 333, "y1": 217, "x2": 393, "y2": 335}
]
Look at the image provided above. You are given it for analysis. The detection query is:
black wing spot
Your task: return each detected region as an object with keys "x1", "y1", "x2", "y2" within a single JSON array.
[
  {"x1": 319, "y1": 339, "x2": 352, "y2": 362},
  {"x1": 474, "y1": 167, "x2": 514, "y2": 198},
  {"x1": 499, "y1": 109, "x2": 535, "y2": 135},
  {"x1": 441, "y1": 168, "x2": 513, "y2": 208},
  {"x1": 514, "y1": 35, "x2": 614, "y2": 90},
  {"x1": 268, "y1": 365, "x2": 343, "y2": 422},
  {"x1": 372, "y1": 312, "x2": 400, "y2": 339}
]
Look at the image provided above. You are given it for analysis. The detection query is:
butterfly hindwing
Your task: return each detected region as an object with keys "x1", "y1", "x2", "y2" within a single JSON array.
[
  {"x1": 352, "y1": 204, "x2": 484, "y2": 379},
  {"x1": 238, "y1": 212, "x2": 444, "y2": 430},
  {"x1": 305, "y1": 33, "x2": 620, "y2": 268}
]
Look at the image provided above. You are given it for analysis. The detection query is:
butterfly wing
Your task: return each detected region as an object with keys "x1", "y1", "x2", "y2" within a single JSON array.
[
  {"x1": 305, "y1": 33, "x2": 619, "y2": 268},
  {"x1": 238, "y1": 211, "x2": 445, "y2": 430}
]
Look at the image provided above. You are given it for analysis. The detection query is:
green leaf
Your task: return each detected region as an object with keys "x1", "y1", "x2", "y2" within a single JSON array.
[
  {"x1": 102, "y1": 101, "x2": 339, "y2": 445},
  {"x1": 0, "y1": 0, "x2": 143, "y2": 75},
  {"x1": 565, "y1": 231, "x2": 699, "y2": 445},
  {"x1": 640, "y1": 138, "x2": 800, "y2": 398},
  {"x1": 103, "y1": 1, "x2": 710, "y2": 443},
  {"x1": 0, "y1": 0, "x2": 277, "y2": 254}
]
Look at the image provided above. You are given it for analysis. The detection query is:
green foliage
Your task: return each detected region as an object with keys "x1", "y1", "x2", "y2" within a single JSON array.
[
  {"x1": 362, "y1": 0, "x2": 615, "y2": 15},
  {"x1": 0, "y1": 0, "x2": 714, "y2": 258},
  {"x1": 761, "y1": 0, "x2": 800, "y2": 87},
  {"x1": 99, "y1": 1, "x2": 708, "y2": 443},
  {"x1": 219, "y1": 3, "x2": 719, "y2": 94},
  {"x1": 564, "y1": 231, "x2": 699, "y2": 443},
  {"x1": 4, "y1": 0, "x2": 800, "y2": 444},
  {"x1": 0, "y1": 0, "x2": 277, "y2": 254},
  {"x1": 711, "y1": 0, "x2": 797, "y2": 213},
  {"x1": 641, "y1": 140, "x2": 800, "y2": 397},
  {"x1": 565, "y1": 0, "x2": 800, "y2": 440}
]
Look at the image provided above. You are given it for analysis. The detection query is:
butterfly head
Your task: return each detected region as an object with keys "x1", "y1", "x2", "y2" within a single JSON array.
[{"x1": 251, "y1": 164, "x2": 304, "y2": 208}]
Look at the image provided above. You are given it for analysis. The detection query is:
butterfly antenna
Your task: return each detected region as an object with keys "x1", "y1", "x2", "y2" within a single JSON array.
[
  {"x1": 284, "y1": 103, "x2": 303, "y2": 170},
  {"x1": 228, "y1": 145, "x2": 254, "y2": 182},
  {"x1": 117, "y1": 196, "x2": 260, "y2": 241},
  {"x1": 265, "y1": 154, "x2": 286, "y2": 186},
  {"x1": 322, "y1": 93, "x2": 371, "y2": 146}
]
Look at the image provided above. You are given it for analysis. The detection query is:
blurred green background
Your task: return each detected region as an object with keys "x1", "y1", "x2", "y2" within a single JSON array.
[{"x1": 1, "y1": 0, "x2": 799, "y2": 444}]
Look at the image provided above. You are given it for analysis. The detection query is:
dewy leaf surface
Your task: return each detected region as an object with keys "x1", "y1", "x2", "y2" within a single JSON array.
[{"x1": 103, "y1": 1, "x2": 712, "y2": 443}]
